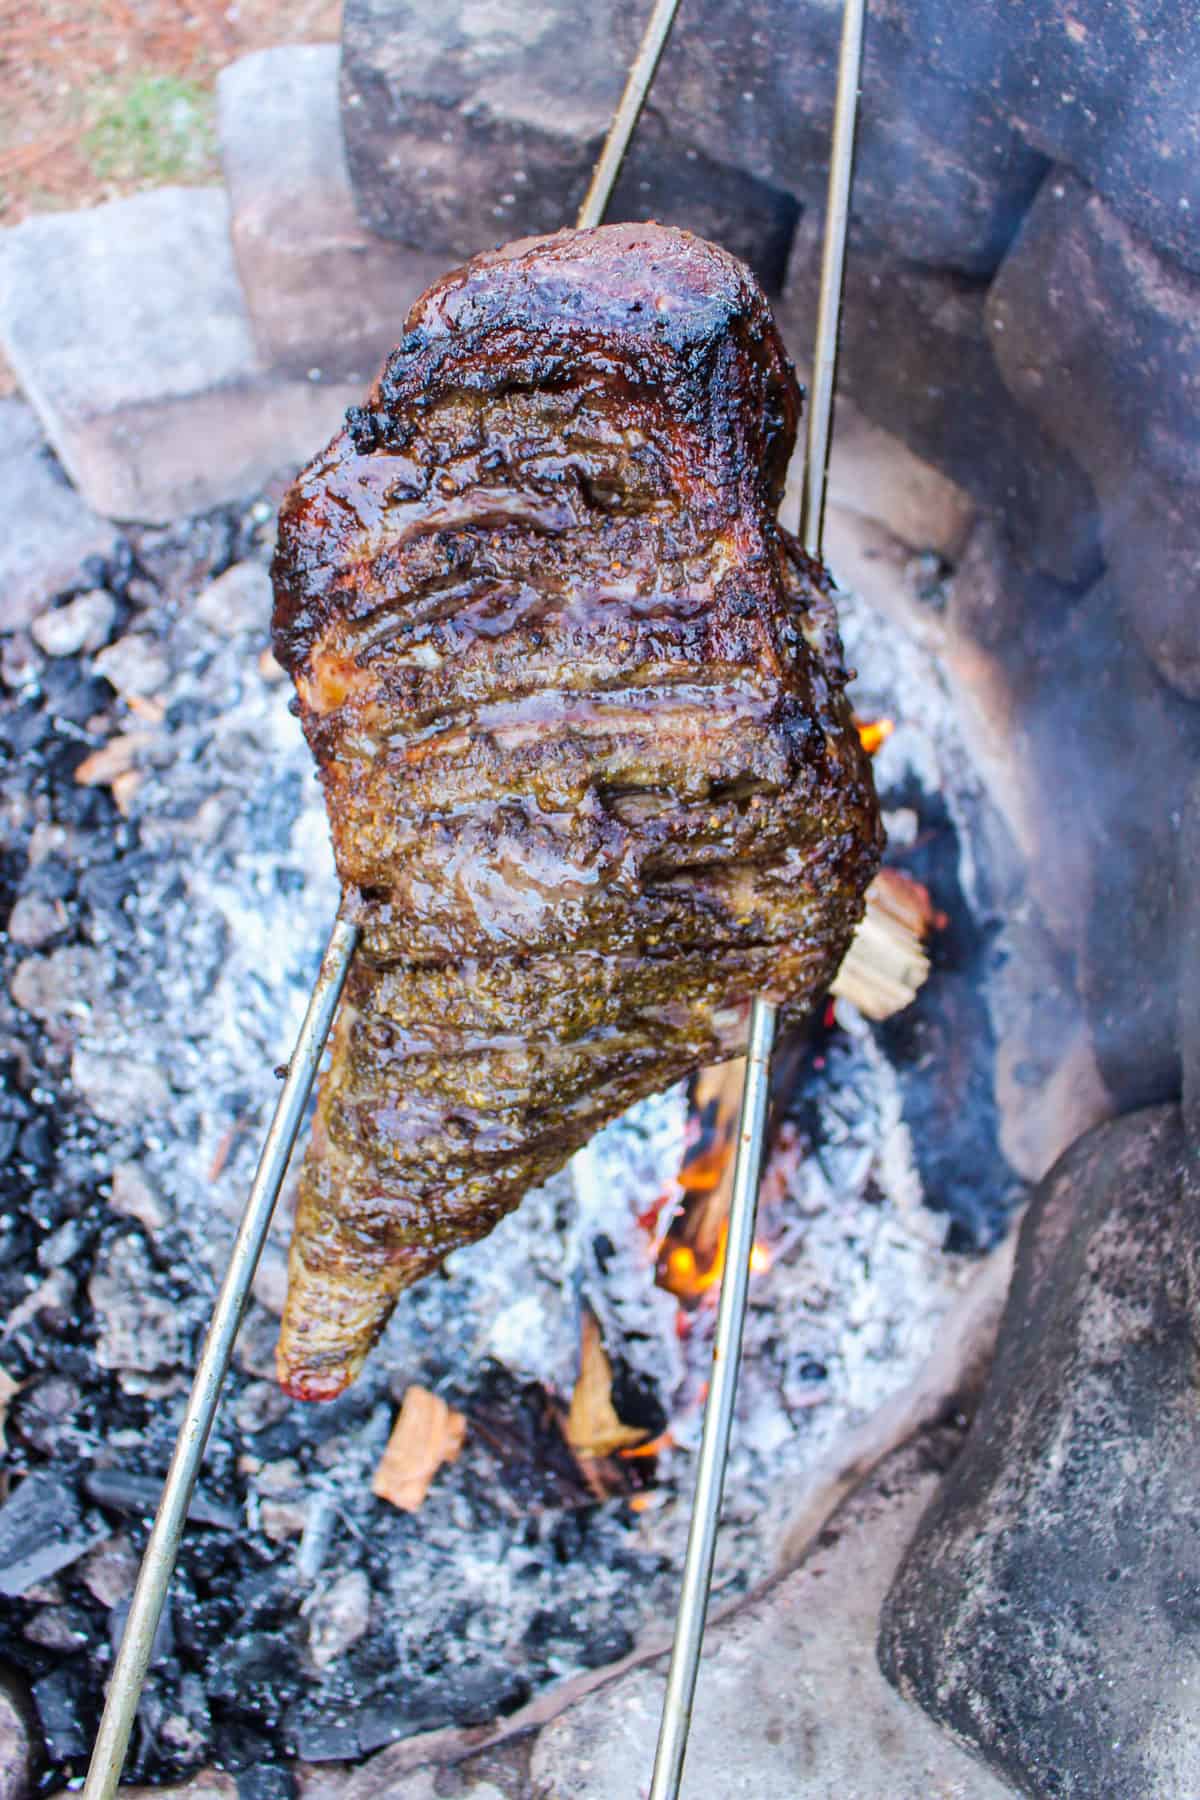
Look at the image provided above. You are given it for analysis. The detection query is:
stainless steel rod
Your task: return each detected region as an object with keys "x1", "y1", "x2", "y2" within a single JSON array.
[
  {"x1": 648, "y1": 996, "x2": 778, "y2": 1800},
  {"x1": 82, "y1": 909, "x2": 358, "y2": 1800},
  {"x1": 576, "y1": 0, "x2": 684, "y2": 229},
  {"x1": 799, "y1": 0, "x2": 866, "y2": 558}
]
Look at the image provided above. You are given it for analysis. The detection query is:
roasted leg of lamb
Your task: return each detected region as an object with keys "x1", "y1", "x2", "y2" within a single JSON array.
[{"x1": 271, "y1": 223, "x2": 881, "y2": 1400}]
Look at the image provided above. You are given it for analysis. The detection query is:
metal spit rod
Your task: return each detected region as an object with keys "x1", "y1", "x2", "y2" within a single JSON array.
[
  {"x1": 81, "y1": 4, "x2": 682, "y2": 1794},
  {"x1": 648, "y1": 1, "x2": 865, "y2": 1794},
  {"x1": 82, "y1": 910, "x2": 359, "y2": 1799}
]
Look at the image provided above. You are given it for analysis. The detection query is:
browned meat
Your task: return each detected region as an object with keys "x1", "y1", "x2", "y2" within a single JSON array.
[{"x1": 271, "y1": 222, "x2": 881, "y2": 1400}]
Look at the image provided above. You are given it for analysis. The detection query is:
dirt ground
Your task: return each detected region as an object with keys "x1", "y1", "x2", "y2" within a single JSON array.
[
  {"x1": 0, "y1": 0, "x2": 341, "y2": 228},
  {"x1": 0, "y1": 0, "x2": 341, "y2": 394}
]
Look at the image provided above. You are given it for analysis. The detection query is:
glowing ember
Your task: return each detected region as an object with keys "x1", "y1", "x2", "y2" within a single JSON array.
[
  {"x1": 855, "y1": 716, "x2": 895, "y2": 755},
  {"x1": 660, "y1": 1218, "x2": 772, "y2": 1303}
]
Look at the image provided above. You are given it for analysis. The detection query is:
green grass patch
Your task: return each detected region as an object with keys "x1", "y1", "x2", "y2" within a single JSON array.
[{"x1": 85, "y1": 74, "x2": 217, "y2": 187}]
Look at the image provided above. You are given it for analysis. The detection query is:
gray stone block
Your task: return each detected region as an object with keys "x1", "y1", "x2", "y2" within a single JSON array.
[
  {"x1": 880, "y1": 1105, "x2": 1200, "y2": 1800},
  {"x1": 218, "y1": 46, "x2": 447, "y2": 380},
  {"x1": 0, "y1": 187, "x2": 358, "y2": 523},
  {"x1": 778, "y1": 208, "x2": 1100, "y2": 586},
  {"x1": 0, "y1": 1472, "x2": 106, "y2": 1598},
  {"x1": 987, "y1": 170, "x2": 1200, "y2": 699},
  {"x1": 885, "y1": 0, "x2": 1200, "y2": 274},
  {"x1": 529, "y1": 1440, "x2": 1016, "y2": 1798},
  {"x1": 339, "y1": 0, "x2": 1044, "y2": 283},
  {"x1": 339, "y1": 0, "x2": 800, "y2": 290},
  {"x1": 0, "y1": 398, "x2": 118, "y2": 631}
]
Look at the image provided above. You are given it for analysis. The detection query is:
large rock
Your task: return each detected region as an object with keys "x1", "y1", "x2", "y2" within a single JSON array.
[
  {"x1": 887, "y1": 0, "x2": 1200, "y2": 275},
  {"x1": 942, "y1": 533, "x2": 1199, "y2": 1114},
  {"x1": 778, "y1": 209, "x2": 1100, "y2": 586},
  {"x1": 528, "y1": 1440, "x2": 1017, "y2": 1798},
  {"x1": 0, "y1": 399, "x2": 119, "y2": 632},
  {"x1": 338, "y1": 0, "x2": 1042, "y2": 286},
  {"x1": 339, "y1": 0, "x2": 799, "y2": 289},
  {"x1": 639, "y1": 4, "x2": 1046, "y2": 275},
  {"x1": 218, "y1": 46, "x2": 447, "y2": 380},
  {"x1": 0, "y1": 188, "x2": 356, "y2": 523},
  {"x1": 880, "y1": 1105, "x2": 1200, "y2": 1800},
  {"x1": 987, "y1": 170, "x2": 1200, "y2": 698}
]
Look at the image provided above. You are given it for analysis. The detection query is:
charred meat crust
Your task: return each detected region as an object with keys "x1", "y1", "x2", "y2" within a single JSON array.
[{"x1": 270, "y1": 223, "x2": 880, "y2": 1402}]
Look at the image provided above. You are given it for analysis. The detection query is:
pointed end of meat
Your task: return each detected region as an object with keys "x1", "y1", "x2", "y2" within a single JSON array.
[{"x1": 275, "y1": 1356, "x2": 354, "y2": 1404}]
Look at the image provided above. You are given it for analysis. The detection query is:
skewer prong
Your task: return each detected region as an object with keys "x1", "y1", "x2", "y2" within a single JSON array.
[
  {"x1": 576, "y1": 0, "x2": 684, "y2": 230},
  {"x1": 799, "y1": 0, "x2": 866, "y2": 560},
  {"x1": 82, "y1": 909, "x2": 358, "y2": 1800},
  {"x1": 647, "y1": 1, "x2": 866, "y2": 1791},
  {"x1": 648, "y1": 997, "x2": 777, "y2": 1800}
]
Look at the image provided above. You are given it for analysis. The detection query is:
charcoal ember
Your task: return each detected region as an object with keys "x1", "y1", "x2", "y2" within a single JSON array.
[
  {"x1": 129, "y1": 511, "x2": 240, "y2": 608},
  {"x1": 108, "y1": 1594, "x2": 174, "y2": 1664},
  {"x1": 31, "y1": 1663, "x2": 91, "y2": 1761},
  {"x1": 880, "y1": 1107, "x2": 1200, "y2": 1799},
  {"x1": 0, "y1": 1472, "x2": 107, "y2": 1598},
  {"x1": 287, "y1": 1663, "x2": 528, "y2": 1761},
  {"x1": 37, "y1": 661, "x2": 111, "y2": 729},
  {"x1": 82, "y1": 1468, "x2": 238, "y2": 1531},
  {"x1": 455, "y1": 1364, "x2": 595, "y2": 1513},
  {"x1": 987, "y1": 169, "x2": 1200, "y2": 698},
  {"x1": 206, "y1": 1632, "x2": 305, "y2": 1730},
  {"x1": 235, "y1": 1767, "x2": 295, "y2": 1800},
  {"x1": 78, "y1": 1534, "x2": 139, "y2": 1608},
  {"x1": 0, "y1": 1666, "x2": 36, "y2": 1800},
  {"x1": 887, "y1": 0, "x2": 1200, "y2": 273},
  {"x1": 8, "y1": 1376, "x2": 81, "y2": 1459},
  {"x1": 158, "y1": 1675, "x2": 214, "y2": 1764},
  {"x1": 23, "y1": 1603, "x2": 94, "y2": 1651}
]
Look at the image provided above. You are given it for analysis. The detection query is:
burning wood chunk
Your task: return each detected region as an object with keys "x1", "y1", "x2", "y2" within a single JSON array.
[
  {"x1": 830, "y1": 867, "x2": 937, "y2": 1022},
  {"x1": 662, "y1": 868, "x2": 938, "y2": 1299},
  {"x1": 564, "y1": 1309, "x2": 651, "y2": 1461},
  {"x1": 371, "y1": 1386, "x2": 466, "y2": 1513}
]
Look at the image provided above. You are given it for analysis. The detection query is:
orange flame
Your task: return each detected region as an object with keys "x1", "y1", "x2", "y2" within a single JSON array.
[
  {"x1": 856, "y1": 716, "x2": 895, "y2": 756},
  {"x1": 660, "y1": 1219, "x2": 772, "y2": 1302}
]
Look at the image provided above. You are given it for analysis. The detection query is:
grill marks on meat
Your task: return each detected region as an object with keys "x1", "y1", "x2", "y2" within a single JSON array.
[{"x1": 271, "y1": 224, "x2": 881, "y2": 1400}]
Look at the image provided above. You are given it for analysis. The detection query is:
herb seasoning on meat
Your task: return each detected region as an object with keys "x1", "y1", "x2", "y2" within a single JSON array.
[{"x1": 271, "y1": 223, "x2": 881, "y2": 1400}]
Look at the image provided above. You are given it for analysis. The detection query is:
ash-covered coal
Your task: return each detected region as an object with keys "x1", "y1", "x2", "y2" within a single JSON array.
[{"x1": 0, "y1": 490, "x2": 1021, "y2": 1785}]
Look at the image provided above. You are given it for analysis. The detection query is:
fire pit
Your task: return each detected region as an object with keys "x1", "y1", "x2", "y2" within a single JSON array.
[
  {"x1": 1, "y1": 0, "x2": 1198, "y2": 1794},
  {"x1": 0, "y1": 465, "x2": 1012, "y2": 1776}
]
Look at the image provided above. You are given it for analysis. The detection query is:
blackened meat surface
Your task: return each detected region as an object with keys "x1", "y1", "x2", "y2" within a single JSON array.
[{"x1": 271, "y1": 223, "x2": 880, "y2": 1399}]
